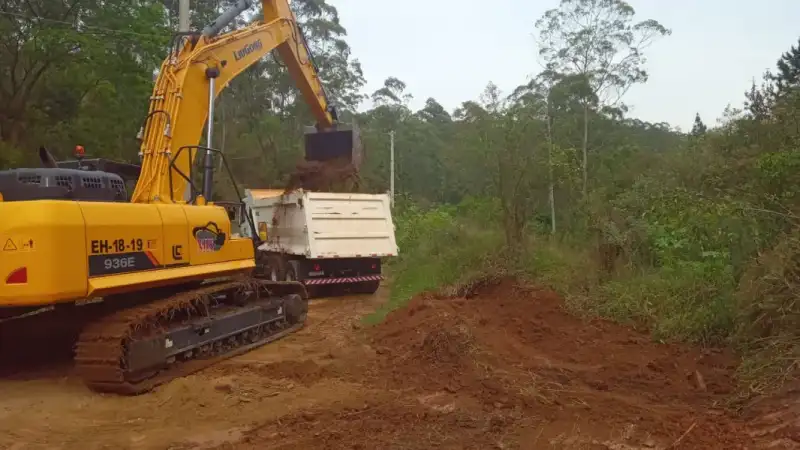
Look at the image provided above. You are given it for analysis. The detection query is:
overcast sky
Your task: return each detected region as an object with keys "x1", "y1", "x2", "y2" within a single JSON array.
[{"x1": 330, "y1": 0, "x2": 800, "y2": 131}]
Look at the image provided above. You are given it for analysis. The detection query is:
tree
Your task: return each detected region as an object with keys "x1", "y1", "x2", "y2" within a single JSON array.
[
  {"x1": 0, "y1": 0, "x2": 169, "y2": 155},
  {"x1": 371, "y1": 77, "x2": 412, "y2": 107},
  {"x1": 511, "y1": 76, "x2": 564, "y2": 235},
  {"x1": 449, "y1": 83, "x2": 549, "y2": 247},
  {"x1": 771, "y1": 37, "x2": 800, "y2": 96},
  {"x1": 744, "y1": 76, "x2": 774, "y2": 121},
  {"x1": 416, "y1": 98, "x2": 452, "y2": 124},
  {"x1": 690, "y1": 113, "x2": 707, "y2": 137},
  {"x1": 534, "y1": 0, "x2": 670, "y2": 197}
]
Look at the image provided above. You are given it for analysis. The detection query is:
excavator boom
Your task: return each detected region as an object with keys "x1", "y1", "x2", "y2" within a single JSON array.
[{"x1": 132, "y1": 0, "x2": 360, "y2": 204}]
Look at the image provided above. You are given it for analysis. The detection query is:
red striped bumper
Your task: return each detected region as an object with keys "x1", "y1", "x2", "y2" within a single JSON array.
[{"x1": 303, "y1": 275, "x2": 383, "y2": 285}]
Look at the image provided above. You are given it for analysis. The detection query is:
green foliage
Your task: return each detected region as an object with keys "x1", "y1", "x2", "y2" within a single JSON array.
[
  {"x1": 596, "y1": 265, "x2": 736, "y2": 345},
  {"x1": 534, "y1": 0, "x2": 671, "y2": 196},
  {"x1": 772, "y1": 37, "x2": 800, "y2": 95},
  {"x1": 364, "y1": 197, "x2": 505, "y2": 324},
  {"x1": 0, "y1": 0, "x2": 169, "y2": 162},
  {"x1": 733, "y1": 226, "x2": 800, "y2": 394}
]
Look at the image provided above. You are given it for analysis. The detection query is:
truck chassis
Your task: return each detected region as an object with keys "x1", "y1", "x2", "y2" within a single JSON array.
[{"x1": 257, "y1": 252, "x2": 383, "y2": 297}]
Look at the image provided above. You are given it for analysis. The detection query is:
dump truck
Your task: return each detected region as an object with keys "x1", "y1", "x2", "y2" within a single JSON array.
[{"x1": 235, "y1": 188, "x2": 398, "y2": 297}]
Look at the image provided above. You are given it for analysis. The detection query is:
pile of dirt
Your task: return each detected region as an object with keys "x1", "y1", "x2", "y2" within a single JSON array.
[
  {"x1": 234, "y1": 278, "x2": 758, "y2": 449},
  {"x1": 284, "y1": 159, "x2": 361, "y2": 193},
  {"x1": 285, "y1": 122, "x2": 364, "y2": 193}
]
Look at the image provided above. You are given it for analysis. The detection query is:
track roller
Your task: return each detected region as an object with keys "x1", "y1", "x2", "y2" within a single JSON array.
[{"x1": 74, "y1": 279, "x2": 308, "y2": 395}]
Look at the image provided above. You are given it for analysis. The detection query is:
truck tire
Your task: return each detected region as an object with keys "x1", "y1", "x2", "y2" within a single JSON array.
[
  {"x1": 285, "y1": 262, "x2": 298, "y2": 282},
  {"x1": 263, "y1": 254, "x2": 286, "y2": 282}
]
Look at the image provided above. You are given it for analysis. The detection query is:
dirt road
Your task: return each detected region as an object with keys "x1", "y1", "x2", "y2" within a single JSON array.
[{"x1": 0, "y1": 279, "x2": 796, "y2": 449}]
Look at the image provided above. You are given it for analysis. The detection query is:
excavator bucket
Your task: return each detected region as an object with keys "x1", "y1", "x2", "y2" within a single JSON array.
[
  {"x1": 287, "y1": 123, "x2": 363, "y2": 192},
  {"x1": 303, "y1": 123, "x2": 363, "y2": 170}
]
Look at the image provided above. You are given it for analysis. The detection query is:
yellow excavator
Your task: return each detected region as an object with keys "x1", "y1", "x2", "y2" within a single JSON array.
[{"x1": 0, "y1": 0, "x2": 360, "y2": 394}]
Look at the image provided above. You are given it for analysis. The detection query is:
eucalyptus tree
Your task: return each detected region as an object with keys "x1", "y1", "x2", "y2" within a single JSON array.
[{"x1": 534, "y1": 0, "x2": 670, "y2": 197}]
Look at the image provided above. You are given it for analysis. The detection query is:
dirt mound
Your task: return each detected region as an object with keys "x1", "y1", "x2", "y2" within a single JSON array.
[
  {"x1": 359, "y1": 279, "x2": 753, "y2": 449},
  {"x1": 738, "y1": 383, "x2": 800, "y2": 448},
  {"x1": 229, "y1": 278, "x2": 756, "y2": 449},
  {"x1": 419, "y1": 321, "x2": 475, "y2": 364}
]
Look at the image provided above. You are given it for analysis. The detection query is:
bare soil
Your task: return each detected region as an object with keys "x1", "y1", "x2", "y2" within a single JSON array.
[{"x1": 0, "y1": 279, "x2": 797, "y2": 449}]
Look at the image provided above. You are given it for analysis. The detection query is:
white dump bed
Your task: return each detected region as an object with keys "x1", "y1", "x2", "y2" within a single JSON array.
[{"x1": 242, "y1": 189, "x2": 398, "y2": 259}]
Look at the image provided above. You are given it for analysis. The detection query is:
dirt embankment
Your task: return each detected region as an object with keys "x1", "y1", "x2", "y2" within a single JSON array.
[{"x1": 227, "y1": 279, "x2": 764, "y2": 450}]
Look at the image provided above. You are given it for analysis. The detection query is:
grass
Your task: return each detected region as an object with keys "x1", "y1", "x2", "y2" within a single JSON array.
[{"x1": 363, "y1": 207, "x2": 505, "y2": 324}]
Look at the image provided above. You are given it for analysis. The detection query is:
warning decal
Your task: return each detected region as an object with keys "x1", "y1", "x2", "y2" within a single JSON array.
[{"x1": 3, "y1": 239, "x2": 17, "y2": 251}]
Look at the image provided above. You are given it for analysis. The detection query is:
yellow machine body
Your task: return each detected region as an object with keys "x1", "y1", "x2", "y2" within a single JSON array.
[
  {"x1": 0, "y1": 200, "x2": 254, "y2": 307},
  {"x1": 0, "y1": 0, "x2": 358, "y2": 312}
]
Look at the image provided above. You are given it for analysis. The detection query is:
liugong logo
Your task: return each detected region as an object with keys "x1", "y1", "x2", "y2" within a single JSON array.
[
  {"x1": 233, "y1": 39, "x2": 263, "y2": 62},
  {"x1": 193, "y1": 223, "x2": 225, "y2": 253}
]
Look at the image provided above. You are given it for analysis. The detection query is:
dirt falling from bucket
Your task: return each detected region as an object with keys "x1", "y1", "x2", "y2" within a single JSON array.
[{"x1": 283, "y1": 158, "x2": 361, "y2": 194}]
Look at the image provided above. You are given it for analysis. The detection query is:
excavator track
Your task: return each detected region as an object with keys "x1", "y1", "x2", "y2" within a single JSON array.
[{"x1": 74, "y1": 278, "x2": 308, "y2": 395}]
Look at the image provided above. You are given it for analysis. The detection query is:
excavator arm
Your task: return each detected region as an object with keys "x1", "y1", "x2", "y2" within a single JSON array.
[{"x1": 131, "y1": 0, "x2": 359, "y2": 204}]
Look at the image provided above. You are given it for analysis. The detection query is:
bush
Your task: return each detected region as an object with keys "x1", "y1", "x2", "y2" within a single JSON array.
[
  {"x1": 734, "y1": 226, "x2": 800, "y2": 395},
  {"x1": 364, "y1": 197, "x2": 505, "y2": 324}
]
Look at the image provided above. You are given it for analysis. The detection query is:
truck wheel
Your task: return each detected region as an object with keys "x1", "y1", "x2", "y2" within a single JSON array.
[
  {"x1": 285, "y1": 263, "x2": 298, "y2": 282},
  {"x1": 264, "y1": 254, "x2": 286, "y2": 281}
]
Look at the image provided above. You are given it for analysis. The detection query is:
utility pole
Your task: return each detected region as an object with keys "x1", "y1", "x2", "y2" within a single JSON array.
[
  {"x1": 179, "y1": 0, "x2": 190, "y2": 32},
  {"x1": 389, "y1": 130, "x2": 395, "y2": 208}
]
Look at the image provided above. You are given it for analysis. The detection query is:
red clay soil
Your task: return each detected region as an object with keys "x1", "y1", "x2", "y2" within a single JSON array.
[{"x1": 230, "y1": 278, "x2": 758, "y2": 450}]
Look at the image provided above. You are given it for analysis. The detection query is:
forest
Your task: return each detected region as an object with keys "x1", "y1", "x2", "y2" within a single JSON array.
[{"x1": 3, "y1": 0, "x2": 800, "y2": 400}]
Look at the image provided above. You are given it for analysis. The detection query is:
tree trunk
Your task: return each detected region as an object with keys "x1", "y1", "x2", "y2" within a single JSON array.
[
  {"x1": 546, "y1": 110, "x2": 557, "y2": 235},
  {"x1": 582, "y1": 103, "x2": 589, "y2": 198},
  {"x1": 0, "y1": 116, "x2": 24, "y2": 147}
]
